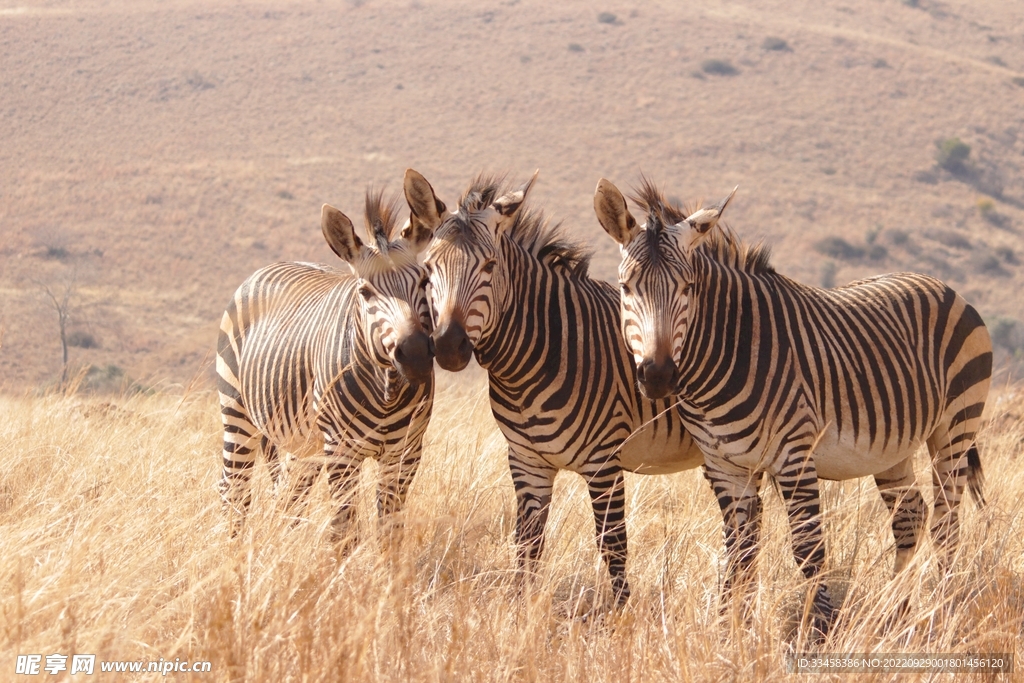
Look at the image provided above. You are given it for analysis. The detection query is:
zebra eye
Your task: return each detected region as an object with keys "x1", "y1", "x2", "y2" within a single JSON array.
[
  {"x1": 620, "y1": 283, "x2": 632, "y2": 296},
  {"x1": 482, "y1": 259, "x2": 497, "y2": 274},
  {"x1": 358, "y1": 285, "x2": 375, "y2": 301}
]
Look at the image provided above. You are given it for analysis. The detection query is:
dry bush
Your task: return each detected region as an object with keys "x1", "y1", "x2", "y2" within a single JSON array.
[{"x1": 1, "y1": 376, "x2": 1022, "y2": 681}]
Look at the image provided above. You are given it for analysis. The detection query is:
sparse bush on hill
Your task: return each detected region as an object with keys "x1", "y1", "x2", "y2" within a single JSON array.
[
  {"x1": 926, "y1": 229, "x2": 972, "y2": 251},
  {"x1": 991, "y1": 317, "x2": 1022, "y2": 353},
  {"x1": 887, "y1": 228, "x2": 910, "y2": 246},
  {"x1": 68, "y1": 330, "x2": 99, "y2": 349},
  {"x1": 597, "y1": 11, "x2": 617, "y2": 24},
  {"x1": 568, "y1": 43, "x2": 584, "y2": 52},
  {"x1": 762, "y1": 37, "x2": 790, "y2": 52},
  {"x1": 820, "y1": 261, "x2": 837, "y2": 288},
  {"x1": 813, "y1": 236, "x2": 864, "y2": 260},
  {"x1": 701, "y1": 59, "x2": 739, "y2": 76},
  {"x1": 995, "y1": 245, "x2": 1017, "y2": 264},
  {"x1": 872, "y1": 58, "x2": 890, "y2": 69},
  {"x1": 935, "y1": 137, "x2": 971, "y2": 173},
  {"x1": 1013, "y1": 77, "x2": 1024, "y2": 88},
  {"x1": 971, "y1": 252, "x2": 1008, "y2": 278}
]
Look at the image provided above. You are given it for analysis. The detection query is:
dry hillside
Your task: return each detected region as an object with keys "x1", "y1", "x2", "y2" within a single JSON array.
[{"x1": 2, "y1": 0, "x2": 1024, "y2": 390}]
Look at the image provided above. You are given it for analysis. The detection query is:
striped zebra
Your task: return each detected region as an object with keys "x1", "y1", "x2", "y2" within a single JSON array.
[
  {"x1": 217, "y1": 184, "x2": 439, "y2": 539},
  {"x1": 404, "y1": 170, "x2": 705, "y2": 604},
  {"x1": 594, "y1": 178, "x2": 992, "y2": 633}
]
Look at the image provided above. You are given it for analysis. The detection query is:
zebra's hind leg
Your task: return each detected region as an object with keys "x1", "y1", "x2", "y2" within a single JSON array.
[
  {"x1": 582, "y1": 458, "x2": 630, "y2": 606},
  {"x1": 873, "y1": 457, "x2": 925, "y2": 626},
  {"x1": 508, "y1": 452, "x2": 556, "y2": 592},
  {"x1": 218, "y1": 397, "x2": 262, "y2": 537},
  {"x1": 927, "y1": 432, "x2": 984, "y2": 573},
  {"x1": 704, "y1": 464, "x2": 763, "y2": 621}
]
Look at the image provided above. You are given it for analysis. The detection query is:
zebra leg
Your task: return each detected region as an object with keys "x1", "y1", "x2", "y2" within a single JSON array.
[
  {"x1": 376, "y1": 443, "x2": 423, "y2": 545},
  {"x1": 324, "y1": 444, "x2": 363, "y2": 547},
  {"x1": 873, "y1": 458, "x2": 926, "y2": 575},
  {"x1": 582, "y1": 458, "x2": 630, "y2": 605},
  {"x1": 775, "y1": 452, "x2": 837, "y2": 637},
  {"x1": 873, "y1": 457, "x2": 924, "y2": 627},
  {"x1": 927, "y1": 431, "x2": 974, "y2": 572},
  {"x1": 509, "y1": 452, "x2": 556, "y2": 582},
  {"x1": 704, "y1": 464, "x2": 763, "y2": 612},
  {"x1": 218, "y1": 394, "x2": 261, "y2": 536}
]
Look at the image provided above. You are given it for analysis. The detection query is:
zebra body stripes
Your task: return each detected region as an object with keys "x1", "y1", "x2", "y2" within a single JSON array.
[
  {"x1": 217, "y1": 188, "x2": 438, "y2": 537},
  {"x1": 595, "y1": 178, "x2": 992, "y2": 632},
  {"x1": 407, "y1": 170, "x2": 705, "y2": 603}
]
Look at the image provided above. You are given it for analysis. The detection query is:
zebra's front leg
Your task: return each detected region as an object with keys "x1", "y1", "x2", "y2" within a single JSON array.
[
  {"x1": 775, "y1": 451, "x2": 837, "y2": 637},
  {"x1": 376, "y1": 443, "x2": 423, "y2": 545},
  {"x1": 323, "y1": 440, "x2": 364, "y2": 549},
  {"x1": 583, "y1": 458, "x2": 630, "y2": 605},
  {"x1": 509, "y1": 453, "x2": 556, "y2": 584},
  {"x1": 704, "y1": 464, "x2": 763, "y2": 614}
]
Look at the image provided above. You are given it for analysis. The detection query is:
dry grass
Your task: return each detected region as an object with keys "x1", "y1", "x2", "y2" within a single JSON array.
[{"x1": 1, "y1": 375, "x2": 1022, "y2": 681}]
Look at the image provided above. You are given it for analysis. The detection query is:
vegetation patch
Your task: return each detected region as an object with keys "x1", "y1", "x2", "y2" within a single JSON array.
[
  {"x1": 762, "y1": 37, "x2": 790, "y2": 52},
  {"x1": 813, "y1": 236, "x2": 864, "y2": 260},
  {"x1": 701, "y1": 59, "x2": 739, "y2": 76},
  {"x1": 597, "y1": 12, "x2": 618, "y2": 24},
  {"x1": 935, "y1": 137, "x2": 971, "y2": 174},
  {"x1": 926, "y1": 229, "x2": 972, "y2": 251}
]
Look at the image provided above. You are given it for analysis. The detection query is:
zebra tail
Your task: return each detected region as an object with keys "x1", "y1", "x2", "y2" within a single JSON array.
[{"x1": 966, "y1": 445, "x2": 985, "y2": 509}]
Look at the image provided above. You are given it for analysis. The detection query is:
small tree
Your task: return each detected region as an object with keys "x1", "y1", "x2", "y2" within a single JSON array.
[{"x1": 39, "y1": 272, "x2": 77, "y2": 390}]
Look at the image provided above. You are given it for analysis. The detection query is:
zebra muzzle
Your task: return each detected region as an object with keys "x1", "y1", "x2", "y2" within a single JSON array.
[
  {"x1": 393, "y1": 330, "x2": 434, "y2": 384},
  {"x1": 432, "y1": 321, "x2": 473, "y2": 372},
  {"x1": 637, "y1": 357, "x2": 679, "y2": 400}
]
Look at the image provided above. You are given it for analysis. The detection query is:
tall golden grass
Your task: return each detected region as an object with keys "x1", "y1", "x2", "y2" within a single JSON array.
[{"x1": 1, "y1": 372, "x2": 1021, "y2": 681}]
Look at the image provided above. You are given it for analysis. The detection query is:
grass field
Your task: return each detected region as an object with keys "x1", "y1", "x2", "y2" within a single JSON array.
[{"x1": 1, "y1": 372, "x2": 1022, "y2": 681}]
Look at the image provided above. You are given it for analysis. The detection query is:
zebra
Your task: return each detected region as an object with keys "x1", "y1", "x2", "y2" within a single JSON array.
[
  {"x1": 404, "y1": 169, "x2": 706, "y2": 604},
  {"x1": 594, "y1": 177, "x2": 992, "y2": 633},
  {"x1": 216, "y1": 183, "x2": 439, "y2": 540}
]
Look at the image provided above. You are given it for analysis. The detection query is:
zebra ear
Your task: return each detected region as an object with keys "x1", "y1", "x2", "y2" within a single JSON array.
[
  {"x1": 679, "y1": 185, "x2": 737, "y2": 249},
  {"x1": 321, "y1": 203, "x2": 363, "y2": 263},
  {"x1": 594, "y1": 178, "x2": 637, "y2": 247},
  {"x1": 492, "y1": 170, "x2": 538, "y2": 230},
  {"x1": 403, "y1": 169, "x2": 446, "y2": 247}
]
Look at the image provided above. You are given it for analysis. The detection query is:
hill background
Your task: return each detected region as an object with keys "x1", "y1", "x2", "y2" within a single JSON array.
[{"x1": 2, "y1": 0, "x2": 1024, "y2": 390}]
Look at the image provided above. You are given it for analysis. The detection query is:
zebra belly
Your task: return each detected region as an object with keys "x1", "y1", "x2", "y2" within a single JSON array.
[
  {"x1": 813, "y1": 431, "x2": 924, "y2": 481},
  {"x1": 618, "y1": 427, "x2": 704, "y2": 474}
]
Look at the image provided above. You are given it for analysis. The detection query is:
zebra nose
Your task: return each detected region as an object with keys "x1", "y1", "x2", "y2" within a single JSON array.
[
  {"x1": 394, "y1": 330, "x2": 433, "y2": 384},
  {"x1": 637, "y1": 357, "x2": 679, "y2": 400},
  {"x1": 433, "y1": 322, "x2": 473, "y2": 372}
]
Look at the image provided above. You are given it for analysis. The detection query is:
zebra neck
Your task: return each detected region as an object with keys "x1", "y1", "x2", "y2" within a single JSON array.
[
  {"x1": 676, "y1": 256, "x2": 753, "y2": 406},
  {"x1": 473, "y1": 242, "x2": 551, "y2": 380}
]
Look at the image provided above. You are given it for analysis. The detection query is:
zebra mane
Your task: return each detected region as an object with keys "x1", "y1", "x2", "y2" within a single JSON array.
[
  {"x1": 507, "y1": 207, "x2": 592, "y2": 277},
  {"x1": 629, "y1": 176, "x2": 773, "y2": 276},
  {"x1": 458, "y1": 174, "x2": 507, "y2": 214},
  {"x1": 699, "y1": 228, "x2": 775, "y2": 276},
  {"x1": 448, "y1": 174, "x2": 592, "y2": 277},
  {"x1": 363, "y1": 188, "x2": 403, "y2": 252}
]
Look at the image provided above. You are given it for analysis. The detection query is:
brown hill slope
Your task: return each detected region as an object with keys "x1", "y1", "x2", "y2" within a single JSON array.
[{"x1": 2, "y1": 0, "x2": 1023, "y2": 389}]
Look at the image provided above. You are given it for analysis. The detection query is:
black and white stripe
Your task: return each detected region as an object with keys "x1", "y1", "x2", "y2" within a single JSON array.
[
  {"x1": 595, "y1": 178, "x2": 992, "y2": 633},
  {"x1": 217, "y1": 188, "x2": 437, "y2": 538},
  {"x1": 406, "y1": 170, "x2": 705, "y2": 603}
]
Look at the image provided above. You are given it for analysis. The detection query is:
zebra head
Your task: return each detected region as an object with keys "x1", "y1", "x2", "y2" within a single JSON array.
[
  {"x1": 594, "y1": 178, "x2": 735, "y2": 399},
  {"x1": 320, "y1": 189, "x2": 438, "y2": 385},
  {"x1": 406, "y1": 170, "x2": 536, "y2": 372}
]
